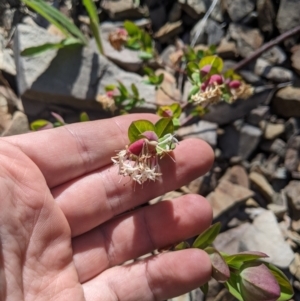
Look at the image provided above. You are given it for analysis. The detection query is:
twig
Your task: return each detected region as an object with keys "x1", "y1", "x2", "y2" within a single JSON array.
[
  {"x1": 159, "y1": 86, "x2": 182, "y2": 103},
  {"x1": 233, "y1": 25, "x2": 300, "y2": 71}
]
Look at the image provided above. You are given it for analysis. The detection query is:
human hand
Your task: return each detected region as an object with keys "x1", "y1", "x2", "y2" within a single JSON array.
[{"x1": 0, "y1": 113, "x2": 214, "y2": 301}]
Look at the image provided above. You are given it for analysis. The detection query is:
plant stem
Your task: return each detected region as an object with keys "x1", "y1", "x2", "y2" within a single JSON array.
[
  {"x1": 233, "y1": 25, "x2": 300, "y2": 71},
  {"x1": 159, "y1": 86, "x2": 182, "y2": 103}
]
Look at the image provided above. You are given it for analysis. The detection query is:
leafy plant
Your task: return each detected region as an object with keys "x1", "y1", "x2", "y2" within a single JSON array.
[{"x1": 21, "y1": 0, "x2": 103, "y2": 55}]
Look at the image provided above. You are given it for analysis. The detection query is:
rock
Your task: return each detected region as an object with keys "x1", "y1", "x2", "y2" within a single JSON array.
[
  {"x1": 276, "y1": 0, "x2": 300, "y2": 48},
  {"x1": 168, "y1": 2, "x2": 182, "y2": 23},
  {"x1": 249, "y1": 171, "x2": 275, "y2": 203},
  {"x1": 285, "y1": 117, "x2": 300, "y2": 140},
  {"x1": 290, "y1": 253, "x2": 300, "y2": 281},
  {"x1": 1, "y1": 111, "x2": 29, "y2": 137},
  {"x1": 257, "y1": 0, "x2": 275, "y2": 35},
  {"x1": 213, "y1": 223, "x2": 252, "y2": 254},
  {"x1": 261, "y1": 138, "x2": 287, "y2": 158},
  {"x1": 254, "y1": 58, "x2": 293, "y2": 83},
  {"x1": 148, "y1": 4, "x2": 167, "y2": 33},
  {"x1": 14, "y1": 24, "x2": 156, "y2": 119},
  {"x1": 202, "y1": 87, "x2": 272, "y2": 126},
  {"x1": 177, "y1": 120, "x2": 218, "y2": 147},
  {"x1": 178, "y1": 0, "x2": 207, "y2": 19},
  {"x1": 100, "y1": 0, "x2": 148, "y2": 20},
  {"x1": 261, "y1": 46, "x2": 287, "y2": 65},
  {"x1": 154, "y1": 21, "x2": 183, "y2": 43},
  {"x1": 216, "y1": 37, "x2": 238, "y2": 60},
  {"x1": 207, "y1": 179, "x2": 254, "y2": 218},
  {"x1": 221, "y1": 165, "x2": 249, "y2": 188},
  {"x1": 246, "y1": 105, "x2": 270, "y2": 126},
  {"x1": 191, "y1": 18, "x2": 224, "y2": 46},
  {"x1": 285, "y1": 180, "x2": 300, "y2": 217},
  {"x1": 0, "y1": 93, "x2": 12, "y2": 134},
  {"x1": 291, "y1": 45, "x2": 300, "y2": 75},
  {"x1": 169, "y1": 288, "x2": 204, "y2": 301},
  {"x1": 260, "y1": 121, "x2": 285, "y2": 140},
  {"x1": 239, "y1": 210, "x2": 294, "y2": 268},
  {"x1": 225, "y1": 0, "x2": 255, "y2": 22},
  {"x1": 284, "y1": 148, "x2": 299, "y2": 173},
  {"x1": 228, "y1": 23, "x2": 264, "y2": 58},
  {"x1": 155, "y1": 69, "x2": 181, "y2": 105},
  {"x1": 100, "y1": 22, "x2": 143, "y2": 72},
  {"x1": 267, "y1": 192, "x2": 288, "y2": 218},
  {"x1": 238, "y1": 70, "x2": 263, "y2": 85},
  {"x1": 219, "y1": 122, "x2": 262, "y2": 160},
  {"x1": 272, "y1": 87, "x2": 300, "y2": 118},
  {"x1": 0, "y1": 35, "x2": 16, "y2": 76}
]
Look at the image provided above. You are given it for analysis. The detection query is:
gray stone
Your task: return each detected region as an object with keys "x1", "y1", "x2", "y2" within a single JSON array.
[
  {"x1": 285, "y1": 117, "x2": 300, "y2": 140},
  {"x1": 261, "y1": 121, "x2": 285, "y2": 140},
  {"x1": 191, "y1": 18, "x2": 224, "y2": 46},
  {"x1": 238, "y1": 70, "x2": 263, "y2": 85},
  {"x1": 285, "y1": 180, "x2": 300, "y2": 217},
  {"x1": 154, "y1": 21, "x2": 183, "y2": 44},
  {"x1": 246, "y1": 105, "x2": 270, "y2": 126},
  {"x1": 285, "y1": 148, "x2": 299, "y2": 173},
  {"x1": 290, "y1": 253, "x2": 300, "y2": 281},
  {"x1": 100, "y1": 22, "x2": 143, "y2": 72},
  {"x1": 218, "y1": 122, "x2": 262, "y2": 160},
  {"x1": 225, "y1": 0, "x2": 255, "y2": 22},
  {"x1": 257, "y1": 0, "x2": 275, "y2": 35},
  {"x1": 254, "y1": 58, "x2": 293, "y2": 83},
  {"x1": 276, "y1": 0, "x2": 300, "y2": 48},
  {"x1": 291, "y1": 45, "x2": 300, "y2": 75},
  {"x1": 14, "y1": 24, "x2": 156, "y2": 118},
  {"x1": 216, "y1": 37, "x2": 238, "y2": 60},
  {"x1": 202, "y1": 87, "x2": 272, "y2": 126},
  {"x1": 249, "y1": 171, "x2": 275, "y2": 203},
  {"x1": 228, "y1": 23, "x2": 264, "y2": 58},
  {"x1": 1, "y1": 111, "x2": 29, "y2": 137},
  {"x1": 239, "y1": 210, "x2": 294, "y2": 268},
  {"x1": 207, "y1": 179, "x2": 254, "y2": 218},
  {"x1": 213, "y1": 222, "x2": 252, "y2": 254},
  {"x1": 176, "y1": 120, "x2": 217, "y2": 147},
  {"x1": 272, "y1": 87, "x2": 300, "y2": 118},
  {"x1": 221, "y1": 165, "x2": 249, "y2": 188},
  {"x1": 261, "y1": 46, "x2": 287, "y2": 65},
  {"x1": 261, "y1": 138, "x2": 287, "y2": 158},
  {"x1": 100, "y1": 0, "x2": 148, "y2": 20},
  {"x1": 0, "y1": 35, "x2": 16, "y2": 76}
]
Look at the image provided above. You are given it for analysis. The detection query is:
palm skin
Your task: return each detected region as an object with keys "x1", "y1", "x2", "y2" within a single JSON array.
[{"x1": 0, "y1": 114, "x2": 214, "y2": 301}]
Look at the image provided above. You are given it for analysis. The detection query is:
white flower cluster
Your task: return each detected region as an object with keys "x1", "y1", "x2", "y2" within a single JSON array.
[
  {"x1": 191, "y1": 83, "x2": 222, "y2": 106},
  {"x1": 112, "y1": 149, "x2": 162, "y2": 184}
]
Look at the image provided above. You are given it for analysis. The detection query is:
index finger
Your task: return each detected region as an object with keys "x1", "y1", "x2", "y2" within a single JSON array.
[{"x1": 1, "y1": 114, "x2": 158, "y2": 188}]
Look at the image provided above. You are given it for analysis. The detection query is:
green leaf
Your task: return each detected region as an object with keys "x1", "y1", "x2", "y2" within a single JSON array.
[
  {"x1": 22, "y1": 0, "x2": 87, "y2": 44},
  {"x1": 30, "y1": 119, "x2": 51, "y2": 131},
  {"x1": 208, "y1": 44, "x2": 217, "y2": 55},
  {"x1": 192, "y1": 222, "x2": 221, "y2": 249},
  {"x1": 82, "y1": 0, "x2": 103, "y2": 54},
  {"x1": 125, "y1": 37, "x2": 141, "y2": 50},
  {"x1": 196, "y1": 49, "x2": 204, "y2": 60},
  {"x1": 20, "y1": 37, "x2": 82, "y2": 56},
  {"x1": 174, "y1": 241, "x2": 189, "y2": 251},
  {"x1": 172, "y1": 118, "x2": 180, "y2": 129},
  {"x1": 131, "y1": 83, "x2": 139, "y2": 98},
  {"x1": 138, "y1": 51, "x2": 153, "y2": 60},
  {"x1": 188, "y1": 85, "x2": 200, "y2": 100},
  {"x1": 169, "y1": 103, "x2": 182, "y2": 118},
  {"x1": 264, "y1": 263, "x2": 294, "y2": 301},
  {"x1": 80, "y1": 112, "x2": 89, "y2": 122},
  {"x1": 141, "y1": 31, "x2": 152, "y2": 49},
  {"x1": 224, "y1": 252, "x2": 268, "y2": 269},
  {"x1": 191, "y1": 72, "x2": 200, "y2": 84},
  {"x1": 155, "y1": 118, "x2": 174, "y2": 138},
  {"x1": 200, "y1": 283, "x2": 209, "y2": 295},
  {"x1": 143, "y1": 67, "x2": 155, "y2": 76},
  {"x1": 117, "y1": 81, "x2": 129, "y2": 98},
  {"x1": 105, "y1": 84, "x2": 116, "y2": 91},
  {"x1": 156, "y1": 73, "x2": 164, "y2": 85},
  {"x1": 224, "y1": 273, "x2": 244, "y2": 301},
  {"x1": 124, "y1": 20, "x2": 140, "y2": 36},
  {"x1": 186, "y1": 61, "x2": 198, "y2": 79},
  {"x1": 199, "y1": 55, "x2": 223, "y2": 73},
  {"x1": 128, "y1": 120, "x2": 156, "y2": 143}
]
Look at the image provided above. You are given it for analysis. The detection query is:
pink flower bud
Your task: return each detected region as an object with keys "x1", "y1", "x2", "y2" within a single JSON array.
[
  {"x1": 240, "y1": 263, "x2": 280, "y2": 301},
  {"x1": 208, "y1": 74, "x2": 223, "y2": 85},
  {"x1": 201, "y1": 80, "x2": 209, "y2": 91},
  {"x1": 200, "y1": 65, "x2": 212, "y2": 77},
  {"x1": 229, "y1": 80, "x2": 241, "y2": 89},
  {"x1": 118, "y1": 28, "x2": 128, "y2": 36},
  {"x1": 106, "y1": 90, "x2": 115, "y2": 98},
  {"x1": 141, "y1": 131, "x2": 158, "y2": 142},
  {"x1": 162, "y1": 109, "x2": 173, "y2": 118},
  {"x1": 128, "y1": 139, "x2": 145, "y2": 156}
]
